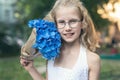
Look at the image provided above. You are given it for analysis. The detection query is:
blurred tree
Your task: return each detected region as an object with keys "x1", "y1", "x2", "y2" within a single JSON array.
[
  {"x1": 81, "y1": 0, "x2": 110, "y2": 30},
  {"x1": 16, "y1": 0, "x2": 56, "y2": 41},
  {"x1": 16, "y1": 0, "x2": 55, "y2": 23}
]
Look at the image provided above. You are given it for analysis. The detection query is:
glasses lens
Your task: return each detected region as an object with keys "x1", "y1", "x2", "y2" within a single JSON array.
[
  {"x1": 57, "y1": 20, "x2": 65, "y2": 28},
  {"x1": 69, "y1": 19, "x2": 80, "y2": 28}
]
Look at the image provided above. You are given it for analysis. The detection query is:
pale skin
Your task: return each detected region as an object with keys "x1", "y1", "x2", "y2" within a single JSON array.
[{"x1": 20, "y1": 6, "x2": 101, "y2": 80}]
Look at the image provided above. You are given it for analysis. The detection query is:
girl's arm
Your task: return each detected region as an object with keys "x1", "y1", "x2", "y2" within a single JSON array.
[
  {"x1": 20, "y1": 58, "x2": 45, "y2": 80},
  {"x1": 20, "y1": 29, "x2": 45, "y2": 80},
  {"x1": 27, "y1": 65, "x2": 45, "y2": 80},
  {"x1": 87, "y1": 51, "x2": 101, "y2": 80}
]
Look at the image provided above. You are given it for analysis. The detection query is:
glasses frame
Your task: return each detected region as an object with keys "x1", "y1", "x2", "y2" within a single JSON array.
[{"x1": 56, "y1": 19, "x2": 82, "y2": 29}]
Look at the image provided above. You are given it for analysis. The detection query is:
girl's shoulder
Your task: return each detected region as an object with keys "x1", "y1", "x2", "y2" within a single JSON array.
[{"x1": 86, "y1": 50, "x2": 101, "y2": 68}]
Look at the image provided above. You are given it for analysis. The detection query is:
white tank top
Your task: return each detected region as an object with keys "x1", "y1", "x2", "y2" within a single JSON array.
[{"x1": 47, "y1": 45, "x2": 88, "y2": 80}]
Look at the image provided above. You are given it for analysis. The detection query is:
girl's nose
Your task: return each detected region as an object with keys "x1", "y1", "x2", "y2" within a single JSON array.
[{"x1": 64, "y1": 23, "x2": 72, "y2": 31}]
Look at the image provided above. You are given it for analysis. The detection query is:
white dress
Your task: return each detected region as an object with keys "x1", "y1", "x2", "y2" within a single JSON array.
[{"x1": 47, "y1": 45, "x2": 88, "y2": 80}]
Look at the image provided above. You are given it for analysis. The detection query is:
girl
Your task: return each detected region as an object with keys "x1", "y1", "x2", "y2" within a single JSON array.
[{"x1": 20, "y1": 0, "x2": 101, "y2": 80}]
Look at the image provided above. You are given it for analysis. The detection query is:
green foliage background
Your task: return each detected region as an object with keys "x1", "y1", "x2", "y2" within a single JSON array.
[
  {"x1": 1, "y1": 0, "x2": 112, "y2": 57},
  {"x1": 0, "y1": 0, "x2": 111, "y2": 57}
]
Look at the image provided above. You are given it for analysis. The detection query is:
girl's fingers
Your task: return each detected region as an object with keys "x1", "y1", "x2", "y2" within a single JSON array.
[
  {"x1": 20, "y1": 57, "x2": 33, "y2": 66},
  {"x1": 20, "y1": 55, "x2": 34, "y2": 61},
  {"x1": 23, "y1": 61, "x2": 30, "y2": 66},
  {"x1": 20, "y1": 56, "x2": 33, "y2": 61}
]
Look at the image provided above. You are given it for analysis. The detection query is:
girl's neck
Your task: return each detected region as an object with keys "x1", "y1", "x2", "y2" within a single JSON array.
[{"x1": 61, "y1": 40, "x2": 80, "y2": 55}]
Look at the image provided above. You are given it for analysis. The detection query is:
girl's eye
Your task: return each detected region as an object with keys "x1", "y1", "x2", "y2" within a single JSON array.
[
  {"x1": 69, "y1": 19, "x2": 78, "y2": 23},
  {"x1": 58, "y1": 20, "x2": 65, "y2": 24}
]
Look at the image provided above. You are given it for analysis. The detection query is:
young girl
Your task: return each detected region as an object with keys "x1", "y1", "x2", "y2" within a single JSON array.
[{"x1": 20, "y1": 0, "x2": 101, "y2": 80}]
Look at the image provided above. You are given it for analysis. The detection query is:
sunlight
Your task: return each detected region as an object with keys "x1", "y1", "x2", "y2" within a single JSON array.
[
  {"x1": 97, "y1": 0, "x2": 120, "y2": 32},
  {"x1": 97, "y1": 0, "x2": 120, "y2": 22}
]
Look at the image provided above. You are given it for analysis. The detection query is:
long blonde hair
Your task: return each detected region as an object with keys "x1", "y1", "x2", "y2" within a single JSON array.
[{"x1": 44, "y1": 0, "x2": 99, "y2": 52}]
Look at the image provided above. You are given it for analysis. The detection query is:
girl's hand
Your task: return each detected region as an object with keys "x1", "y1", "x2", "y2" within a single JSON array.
[
  {"x1": 20, "y1": 56, "x2": 45, "y2": 80},
  {"x1": 20, "y1": 56, "x2": 35, "y2": 71}
]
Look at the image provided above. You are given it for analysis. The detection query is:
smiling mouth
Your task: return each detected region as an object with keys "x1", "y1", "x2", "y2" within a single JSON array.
[{"x1": 64, "y1": 33, "x2": 74, "y2": 38}]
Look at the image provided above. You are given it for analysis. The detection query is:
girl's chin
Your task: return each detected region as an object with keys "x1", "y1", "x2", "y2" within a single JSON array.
[
  {"x1": 62, "y1": 36, "x2": 80, "y2": 44},
  {"x1": 62, "y1": 38, "x2": 75, "y2": 43}
]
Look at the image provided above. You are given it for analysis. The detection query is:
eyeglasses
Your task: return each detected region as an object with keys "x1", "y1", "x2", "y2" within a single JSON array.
[{"x1": 56, "y1": 19, "x2": 81, "y2": 29}]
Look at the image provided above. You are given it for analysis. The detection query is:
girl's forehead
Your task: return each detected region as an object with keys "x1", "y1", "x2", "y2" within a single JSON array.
[
  {"x1": 55, "y1": 6, "x2": 81, "y2": 19},
  {"x1": 56, "y1": 6, "x2": 80, "y2": 14},
  {"x1": 57, "y1": 6, "x2": 78, "y2": 10}
]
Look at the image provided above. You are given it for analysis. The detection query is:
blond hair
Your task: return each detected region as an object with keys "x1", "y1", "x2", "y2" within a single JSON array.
[{"x1": 44, "y1": 0, "x2": 99, "y2": 52}]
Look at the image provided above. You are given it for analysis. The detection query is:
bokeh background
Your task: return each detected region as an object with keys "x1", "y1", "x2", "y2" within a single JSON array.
[{"x1": 0, "y1": 0, "x2": 120, "y2": 80}]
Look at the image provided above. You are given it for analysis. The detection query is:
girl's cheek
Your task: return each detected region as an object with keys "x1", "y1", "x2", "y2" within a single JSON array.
[{"x1": 58, "y1": 29, "x2": 63, "y2": 33}]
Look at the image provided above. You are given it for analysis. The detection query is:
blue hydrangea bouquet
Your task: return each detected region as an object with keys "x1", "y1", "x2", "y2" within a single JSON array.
[{"x1": 28, "y1": 19, "x2": 61, "y2": 60}]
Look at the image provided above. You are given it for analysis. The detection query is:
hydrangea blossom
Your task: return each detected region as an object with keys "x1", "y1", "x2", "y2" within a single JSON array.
[{"x1": 28, "y1": 19, "x2": 61, "y2": 60}]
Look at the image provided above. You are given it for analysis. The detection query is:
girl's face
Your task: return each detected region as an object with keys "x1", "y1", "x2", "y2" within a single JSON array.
[{"x1": 55, "y1": 6, "x2": 82, "y2": 43}]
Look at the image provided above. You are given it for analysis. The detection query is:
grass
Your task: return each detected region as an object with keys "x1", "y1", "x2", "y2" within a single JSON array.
[
  {"x1": 0, "y1": 56, "x2": 46, "y2": 80},
  {"x1": 0, "y1": 56, "x2": 120, "y2": 80},
  {"x1": 100, "y1": 59, "x2": 120, "y2": 80}
]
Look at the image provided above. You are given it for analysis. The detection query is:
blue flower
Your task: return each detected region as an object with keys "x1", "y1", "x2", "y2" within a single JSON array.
[{"x1": 28, "y1": 19, "x2": 61, "y2": 60}]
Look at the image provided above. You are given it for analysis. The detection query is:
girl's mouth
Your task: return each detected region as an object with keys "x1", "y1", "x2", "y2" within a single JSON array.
[{"x1": 64, "y1": 33, "x2": 74, "y2": 38}]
